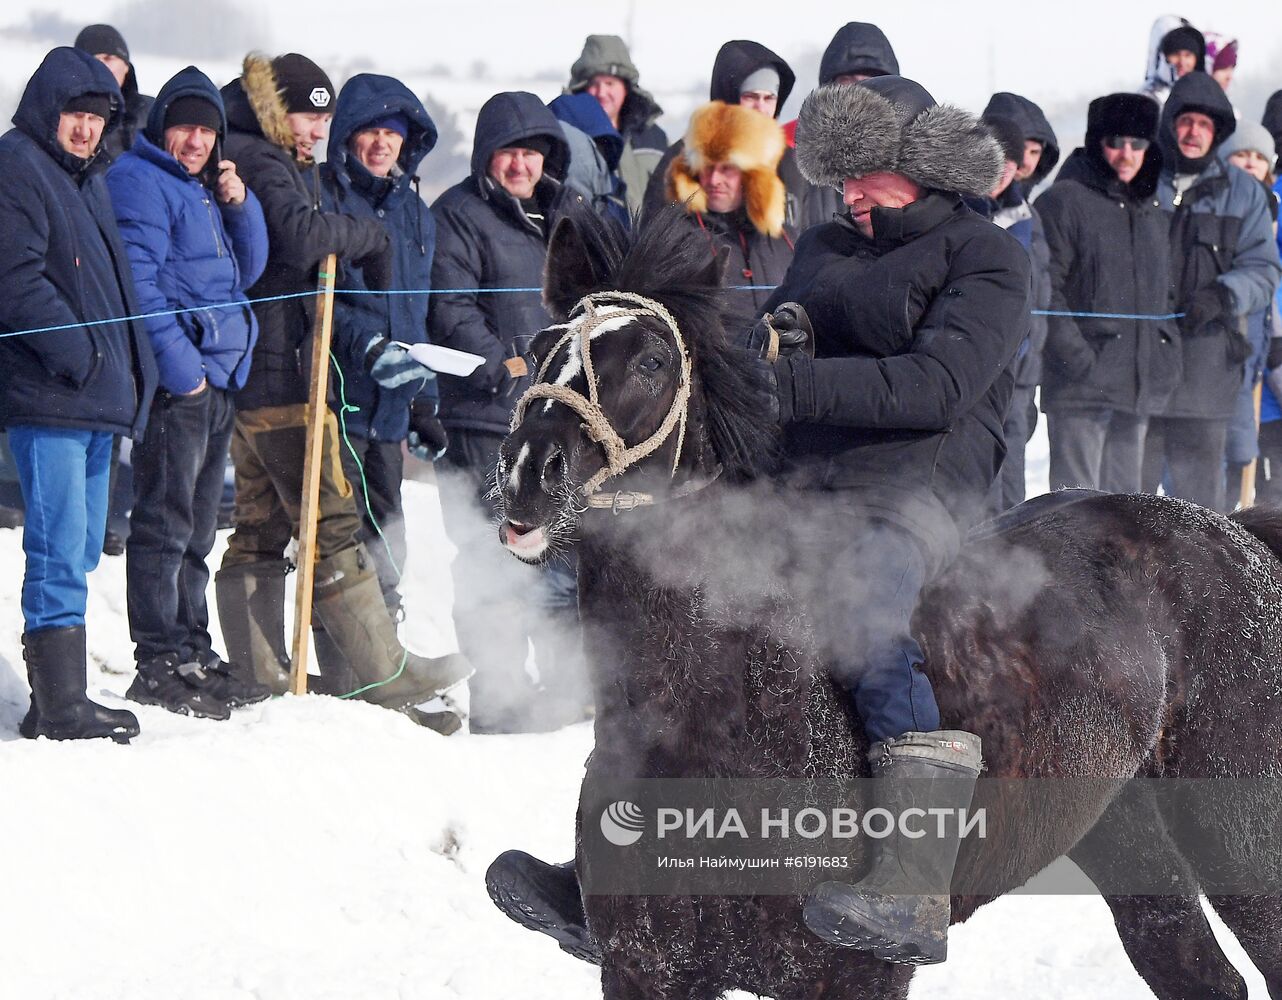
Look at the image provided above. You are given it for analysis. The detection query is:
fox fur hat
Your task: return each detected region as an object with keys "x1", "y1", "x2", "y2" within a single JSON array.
[
  {"x1": 795, "y1": 76, "x2": 1004, "y2": 197},
  {"x1": 665, "y1": 100, "x2": 787, "y2": 236}
]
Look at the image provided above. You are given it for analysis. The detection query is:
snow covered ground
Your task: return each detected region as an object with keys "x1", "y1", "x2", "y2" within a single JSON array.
[{"x1": 0, "y1": 449, "x2": 1272, "y2": 998}]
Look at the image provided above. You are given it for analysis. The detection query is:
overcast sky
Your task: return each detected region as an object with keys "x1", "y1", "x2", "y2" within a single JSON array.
[{"x1": 2, "y1": 1, "x2": 1279, "y2": 125}]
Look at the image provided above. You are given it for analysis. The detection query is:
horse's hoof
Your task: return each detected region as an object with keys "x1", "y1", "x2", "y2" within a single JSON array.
[
  {"x1": 485, "y1": 851, "x2": 603, "y2": 966},
  {"x1": 802, "y1": 882, "x2": 947, "y2": 965}
]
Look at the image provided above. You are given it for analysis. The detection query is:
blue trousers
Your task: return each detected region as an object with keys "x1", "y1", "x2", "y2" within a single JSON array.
[
  {"x1": 7, "y1": 425, "x2": 112, "y2": 632},
  {"x1": 797, "y1": 515, "x2": 942, "y2": 744}
]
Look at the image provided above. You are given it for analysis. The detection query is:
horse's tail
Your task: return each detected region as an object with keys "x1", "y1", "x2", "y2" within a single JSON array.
[{"x1": 1230, "y1": 504, "x2": 1282, "y2": 562}]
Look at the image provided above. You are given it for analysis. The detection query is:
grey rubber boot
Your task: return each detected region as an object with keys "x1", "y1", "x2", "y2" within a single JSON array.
[
  {"x1": 311, "y1": 545, "x2": 473, "y2": 711},
  {"x1": 20, "y1": 626, "x2": 139, "y2": 743},
  {"x1": 802, "y1": 730, "x2": 983, "y2": 965},
  {"x1": 214, "y1": 560, "x2": 292, "y2": 695}
]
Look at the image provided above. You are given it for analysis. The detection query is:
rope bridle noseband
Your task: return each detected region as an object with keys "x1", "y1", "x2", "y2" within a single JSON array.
[{"x1": 510, "y1": 291, "x2": 715, "y2": 511}]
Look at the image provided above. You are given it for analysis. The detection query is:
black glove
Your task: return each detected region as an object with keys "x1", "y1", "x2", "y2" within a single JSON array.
[
  {"x1": 353, "y1": 239, "x2": 394, "y2": 292},
  {"x1": 747, "y1": 302, "x2": 814, "y2": 360},
  {"x1": 1227, "y1": 329, "x2": 1252, "y2": 365},
  {"x1": 1266, "y1": 337, "x2": 1282, "y2": 370},
  {"x1": 1179, "y1": 283, "x2": 1235, "y2": 336},
  {"x1": 407, "y1": 398, "x2": 449, "y2": 461}
]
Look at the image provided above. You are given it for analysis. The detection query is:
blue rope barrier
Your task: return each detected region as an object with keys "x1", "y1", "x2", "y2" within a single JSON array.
[{"x1": 0, "y1": 286, "x2": 1184, "y2": 342}]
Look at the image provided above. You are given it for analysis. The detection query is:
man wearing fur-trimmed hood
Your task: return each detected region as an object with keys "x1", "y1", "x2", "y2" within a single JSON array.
[
  {"x1": 761, "y1": 76, "x2": 1031, "y2": 965},
  {"x1": 661, "y1": 99, "x2": 795, "y2": 320},
  {"x1": 213, "y1": 52, "x2": 471, "y2": 722}
]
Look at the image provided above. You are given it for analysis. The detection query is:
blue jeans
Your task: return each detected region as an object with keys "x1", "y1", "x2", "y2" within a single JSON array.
[
  {"x1": 7, "y1": 425, "x2": 112, "y2": 632},
  {"x1": 798, "y1": 515, "x2": 942, "y2": 744}
]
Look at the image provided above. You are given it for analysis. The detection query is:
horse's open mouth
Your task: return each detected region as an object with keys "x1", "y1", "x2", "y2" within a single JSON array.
[{"x1": 501, "y1": 519, "x2": 550, "y2": 561}]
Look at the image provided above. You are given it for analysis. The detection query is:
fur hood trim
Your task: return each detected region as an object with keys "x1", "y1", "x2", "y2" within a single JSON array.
[
  {"x1": 240, "y1": 53, "x2": 296, "y2": 155},
  {"x1": 665, "y1": 101, "x2": 786, "y2": 236},
  {"x1": 796, "y1": 82, "x2": 1004, "y2": 197}
]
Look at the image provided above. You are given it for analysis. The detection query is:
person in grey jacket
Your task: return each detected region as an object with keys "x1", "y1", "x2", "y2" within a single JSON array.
[{"x1": 1142, "y1": 72, "x2": 1282, "y2": 512}]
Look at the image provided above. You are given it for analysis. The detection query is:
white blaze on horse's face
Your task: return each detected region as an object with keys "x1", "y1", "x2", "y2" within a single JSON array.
[{"x1": 541, "y1": 307, "x2": 639, "y2": 414}]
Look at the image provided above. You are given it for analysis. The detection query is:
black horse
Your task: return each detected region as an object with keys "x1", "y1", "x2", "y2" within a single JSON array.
[{"x1": 488, "y1": 210, "x2": 1282, "y2": 999}]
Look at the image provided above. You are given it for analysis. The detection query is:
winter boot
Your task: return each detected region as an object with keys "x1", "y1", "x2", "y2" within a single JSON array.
[
  {"x1": 126, "y1": 653, "x2": 232, "y2": 721},
  {"x1": 486, "y1": 851, "x2": 600, "y2": 965},
  {"x1": 215, "y1": 560, "x2": 292, "y2": 695},
  {"x1": 802, "y1": 730, "x2": 983, "y2": 965},
  {"x1": 307, "y1": 622, "x2": 358, "y2": 697},
  {"x1": 193, "y1": 651, "x2": 273, "y2": 708},
  {"x1": 20, "y1": 626, "x2": 139, "y2": 743}
]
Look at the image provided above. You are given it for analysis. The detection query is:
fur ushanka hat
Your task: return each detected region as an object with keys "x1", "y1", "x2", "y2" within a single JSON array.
[
  {"x1": 665, "y1": 100, "x2": 787, "y2": 236},
  {"x1": 795, "y1": 76, "x2": 1004, "y2": 197}
]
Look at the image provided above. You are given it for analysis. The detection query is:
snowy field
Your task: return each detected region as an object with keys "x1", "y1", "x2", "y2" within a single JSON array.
[{"x1": 0, "y1": 437, "x2": 1272, "y2": 999}]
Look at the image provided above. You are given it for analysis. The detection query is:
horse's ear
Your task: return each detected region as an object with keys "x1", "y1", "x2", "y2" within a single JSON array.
[
  {"x1": 543, "y1": 215, "x2": 602, "y2": 320},
  {"x1": 697, "y1": 244, "x2": 729, "y2": 292}
]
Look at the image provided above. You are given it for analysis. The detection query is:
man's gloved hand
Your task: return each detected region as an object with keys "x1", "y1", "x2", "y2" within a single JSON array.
[
  {"x1": 747, "y1": 302, "x2": 815, "y2": 360},
  {"x1": 1267, "y1": 336, "x2": 1282, "y2": 371},
  {"x1": 363, "y1": 335, "x2": 435, "y2": 389},
  {"x1": 353, "y1": 240, "x2": 394, "y2": 292},
  {"x1": 407, "y1": 398, "x2": 448, "y2": 461},
  {"x1": 1179, "y1": 283, "x2": 1235, "y2": 335},
  {"x1": 1227, "y1": 329, "x2": 1252, "y2": 365}
]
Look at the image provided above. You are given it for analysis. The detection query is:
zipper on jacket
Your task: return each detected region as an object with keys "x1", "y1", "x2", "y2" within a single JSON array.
[{"x1": 202, "y1": 196, "x2": 225, "y2": 257}]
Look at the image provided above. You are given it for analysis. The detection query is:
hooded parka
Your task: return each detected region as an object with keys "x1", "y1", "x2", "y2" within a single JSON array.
[
  {"x1": 106, "y1": 66, "x2": 268, "y2": 395},
  {"x1": 319, "y1": 73, "x2": 439, "y2": 442},
  {"x1": 73, "y1": 24, "x2": 153, "y2": 162},
  {"x1": 221, "y1": 54, "x2": 390, "y2": 412},
  {"x1": 429, "y1": 92, "x2": 573, "y2": 437},
  {"x1": 0, "y1": 47, "x2": 156, "y2": 439}
]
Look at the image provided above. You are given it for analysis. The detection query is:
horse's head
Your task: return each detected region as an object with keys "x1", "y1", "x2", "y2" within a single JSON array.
[{"x1": 497, "y1": 209, "x2": 779, "y2": 563}]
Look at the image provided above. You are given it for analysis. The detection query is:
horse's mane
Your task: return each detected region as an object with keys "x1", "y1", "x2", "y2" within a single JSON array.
[{"x1": 546, "y1": 205, "x2": 781, "y2": 480}]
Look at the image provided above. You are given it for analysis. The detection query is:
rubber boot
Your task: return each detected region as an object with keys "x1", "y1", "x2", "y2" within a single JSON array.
[
  {"x1": 311, "y1": 544, "x2": 473, "y2": 711},
  {"x1": 308, "y1": 623, "x2": 358, "y2": 697},
  {"x1": 215, "y1": 560, "x2": 291, "y2": 695},
  {"x1": 19, "y1": 626, "x2": 139, "y2": 743},
  {"x1": 802, "y1": 730, "x2": 983, "y2": 965},
  {"x1": 486, "y1": 851, "x2": 600, "y2": 965}
]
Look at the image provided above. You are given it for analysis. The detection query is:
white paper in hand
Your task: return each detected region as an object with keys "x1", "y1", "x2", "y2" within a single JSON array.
[{"x1": 401, "y1": 342, "x2": 486, "y2": 376}]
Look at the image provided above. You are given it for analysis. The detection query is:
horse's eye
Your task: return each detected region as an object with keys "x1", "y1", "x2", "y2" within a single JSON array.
[{"x1": 638, "y1": 356, "x2": 664, "y2": 373}]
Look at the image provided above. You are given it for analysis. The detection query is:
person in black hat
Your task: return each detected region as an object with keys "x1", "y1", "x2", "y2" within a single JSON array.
[
  {"x1": 1036, "y1": 93, "x2": 1178, "y2": 495},
  {"x1": 73, "y1": 24, "x2": 152, "y2": 161},
  {"x1": 212, "y1": 52, "x2": 471, "y2": 723}
]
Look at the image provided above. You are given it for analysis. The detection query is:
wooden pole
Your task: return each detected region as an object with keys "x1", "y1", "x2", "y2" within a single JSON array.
[
  {"x1": 290, "y1": 253, "x2": 338, "y2": 695},
  {"x1": 1240, "y1": 380, "x2": 1264, "y2": 511}
]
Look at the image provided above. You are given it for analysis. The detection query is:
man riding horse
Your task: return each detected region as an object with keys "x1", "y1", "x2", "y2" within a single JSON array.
[{"x1": 490, "y1": 75, "x2": 1031, "y2": 966}]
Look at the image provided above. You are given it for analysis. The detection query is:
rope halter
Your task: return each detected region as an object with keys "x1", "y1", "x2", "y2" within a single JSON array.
[{"x1": 510, "y1": 291, "x2": 694, "y2": 507}]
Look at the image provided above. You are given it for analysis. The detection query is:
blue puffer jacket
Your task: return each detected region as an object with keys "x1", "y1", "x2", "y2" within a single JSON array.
[
  {"x1": 320, "y1": 73, "x2": 438, "y2": 442},
  {"x1": 107, "y1": 66, "x2": 268, "y2": 394},
  {"x1": 0, "y1": 47, "x2": 156, "y2": 438}
]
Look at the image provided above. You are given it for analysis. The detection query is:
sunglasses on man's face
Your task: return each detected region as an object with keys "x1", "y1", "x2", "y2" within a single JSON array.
[{"x1": 1104, "y1": 136, "x2": 1151, "y2": 151}]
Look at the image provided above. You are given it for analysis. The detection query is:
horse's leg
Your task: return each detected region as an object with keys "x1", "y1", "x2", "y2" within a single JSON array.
[
  {"x1": 1202, "y1": 895, "x2": 1282, "y2": 998},
  {"x1": 1068, "y1": 788, "x2": 1247, "y2": 1000},
  {"x1": 599, "y1": 964, "x2": 718, "y2": 1000},
  {"x1": 792, "y1": 958, "x2": 912, "y2": 1000}
]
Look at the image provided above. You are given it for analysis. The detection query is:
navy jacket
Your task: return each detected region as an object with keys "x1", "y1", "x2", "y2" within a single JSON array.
[
  {"x1": 320, "y1": 73, "x2": 439, "y2": 442},
  {"x1": 430, "y1": 92, "x2": 572, "y2": 438},
  {"x1": 767, "y1": 194, "x2": 1031, "y2": 540},
  {"x1": 0, "y1": 47, "x2": 156, "y2": 438},
  {"x1": 107, "y1": 66, "x2": 268, "y2": 394},
  {"x1": 221, "y1": 55, "x2": 389, "y2": 411}
]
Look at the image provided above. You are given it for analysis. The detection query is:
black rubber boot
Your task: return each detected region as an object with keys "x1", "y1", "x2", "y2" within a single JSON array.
[
  {"x1": 311, "y1": 545, "x2": 473, "y2": 711},
  {"x1": 214, "y1": 560, "x2": 292, "y2": 695},
  {"x1": 20, "y1": 626, "x2": 139, "y2": 743},
  {"x1": 486, "y1": 851, "x2": 600, "y2": 965},
  {"x1": 802, "y1": 730, "x2": 983, "y2": 965},
  {"x1": 307, "y1": 623, "x2": 358, "y2": 697}
]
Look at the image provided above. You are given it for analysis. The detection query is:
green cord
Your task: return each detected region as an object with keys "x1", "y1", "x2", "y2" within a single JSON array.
[{"x1": 327, "y1": 352, "x2": 411, "y2": 700}]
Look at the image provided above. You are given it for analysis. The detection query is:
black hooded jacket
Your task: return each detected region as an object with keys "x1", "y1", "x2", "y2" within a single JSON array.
[
  {"x1": 0, "y1": 47, "x2": 156, "y2": 438},
  {"x1": 643, "y1": 40, "x2": 818, "y2": 233},
  {"x1": 983, "y1": 92, "x2": 1060, "y2": 193},
  {"x1": 73, "y1": 25, "x2": 152, "y2": 161},
  {"x1": 429, "y1": 92, "x2": 576, "y2": 437},
  {"x1": 818, "y1": 22, "x2": 899, "y2": 83},
  {"x1": 221, "y1": 56, "x2": 390, "y2": 411},
  {"x1": 1036, "y1": 139, "x2": 1180, "y2": 416},
  {"x1": 765, "y1": 193, "x2": 1031, "y2": 548}
]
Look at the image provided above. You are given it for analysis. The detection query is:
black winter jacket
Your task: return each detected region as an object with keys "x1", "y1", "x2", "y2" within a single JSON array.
[
  {"x1": 766, "y1": 193, "x2": 1031, "y2": 540},
  {"x1": 221, "y1": 56, "x2": 389, "y2": 411},
  {"x1": 0, "y1": 47, "x2": 156, "y2": 438},
  {"x1": 1036, "y1": 147, "x2": 1181, "y2": 415},
  {"x1": 430, "y1": 92, "x2": 573, "y2": 437},
  {"x1": 680, "y1": 209, "x2": 794, "y2": 327}
]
